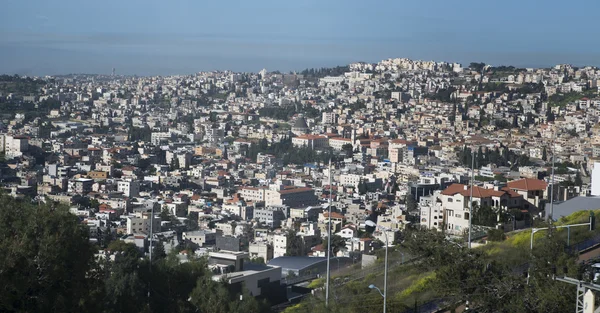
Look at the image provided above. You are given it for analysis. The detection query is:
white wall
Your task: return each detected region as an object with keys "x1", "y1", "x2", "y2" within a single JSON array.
[{"x1": 592, "y1": 162, "x2": 600, "y2": 196}]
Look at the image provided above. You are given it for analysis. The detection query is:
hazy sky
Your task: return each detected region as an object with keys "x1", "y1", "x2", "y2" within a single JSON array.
[{"x1": 1, "y1": 0, "x2": 599, "y2": 76}]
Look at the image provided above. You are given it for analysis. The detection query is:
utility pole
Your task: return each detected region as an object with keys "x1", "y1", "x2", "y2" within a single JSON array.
[
  {"x1": 148, "y1": 202, "x2": 154, "y2": 300},
  {"x1": 325, "y1": 159, "x2": 332, "y2": 307},
  {"x1": 555, "y1": 276, "x2": 600, "y2": 313},
  {"x1": 548, "y1": 129, "x2": 556, "y2": 223},
  {"x1": 468, "y1": 149, "x2": 474, "y2": 248}
]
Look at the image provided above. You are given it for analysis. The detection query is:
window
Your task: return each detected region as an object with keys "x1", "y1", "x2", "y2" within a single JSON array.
[{"x1": 447, "y1": 198, "x2": 453, "y2": 203}]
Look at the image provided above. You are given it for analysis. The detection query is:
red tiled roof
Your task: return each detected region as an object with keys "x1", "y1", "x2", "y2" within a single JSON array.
[
  {"x1": 323, "y1": 212, "x2": 345, "y2": 219},
  {"x1": 441, "y1": 183, "x2": 504, "y2": 198},
  {"x1": 507, "y1": 178, "x2": 548, "y2": 191},
  {"x1": 278, "y1": 187, "x2": 313, "y2": 195},
  {"x1": 295, "y1": 134, "x2": 327, "y2": 140},
  {"x1": 330, "y1": 137, "x2": 352, "y2": 142},
  {"x1": 500, "y1": 187, "x2": 522, "y2": 198}
]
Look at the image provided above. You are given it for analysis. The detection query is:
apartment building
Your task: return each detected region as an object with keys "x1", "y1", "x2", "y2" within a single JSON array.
[
  {"x1": 441, "y1": 183, "x2": 523, "y2": 235},
  {"x1": 265, "y1": 187, "x2": 318, "y2": 208},
  {"x1": 291, "y1": 135, "x2": 329, "y2": 150}
]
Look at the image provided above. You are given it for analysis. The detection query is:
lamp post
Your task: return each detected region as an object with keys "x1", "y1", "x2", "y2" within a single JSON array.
[
  {"x1": 368, "y1": 284, "x2": 385, "y2": 313},
  {"x1": 365, "y1": 220, "x2": 388, "y2": 313}
]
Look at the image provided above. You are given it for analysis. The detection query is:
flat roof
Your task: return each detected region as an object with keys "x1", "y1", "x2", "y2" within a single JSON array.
[{"x1": 549, "y1": 196, "x2": 600, "y2": 220}]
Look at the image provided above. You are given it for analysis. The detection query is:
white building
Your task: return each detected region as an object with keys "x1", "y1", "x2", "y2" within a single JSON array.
[
  {"x1": 126, "y1": 212, "x2": 161, "y2": 235},
  {"x1": 322, "y1": 112, "x2": 338, "y2": 124},
  {"x1": 240, "y1": 187, "x2": 267, "y2": 202},
  {"x1": 291, "y1": 135, "x2": 328, "y2": 149},
  {"x1": 265, "y1": 187, "x2": 318, "y2": 208},
  {"x1": 339, "y1": 174, "x2": 362, "y2": 188},
  {"x1": 151, "y1": 132, "x2": 172, "y2": 145},
  {"x1": 419, "y1": 191, "x2": 444, "y2": 231},
  {"x1": 329, "y1": 137, "x2": 353, "y2": 151},
  {"x1": 273, "y1": 234, "x2": 288, "y2": 258},
  {"x1": 4, "y1": 135, "x2": 28, "y2": 158},
  {"x1": 117, "y1": 180, "x2": 140, "y2": 198}
]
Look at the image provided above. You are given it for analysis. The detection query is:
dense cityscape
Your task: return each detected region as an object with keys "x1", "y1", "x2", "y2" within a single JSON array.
[{"x1": 3, "y1": 58, "x2": 600, "y2": 312}]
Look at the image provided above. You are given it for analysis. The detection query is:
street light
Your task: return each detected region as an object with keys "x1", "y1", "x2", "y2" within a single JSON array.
[
  {"x1": 365, "y1": 220, "x2": 388, "y2": 313},
  {"x1": 369, "y1": 284, "x2": 384, "y2": 298}
]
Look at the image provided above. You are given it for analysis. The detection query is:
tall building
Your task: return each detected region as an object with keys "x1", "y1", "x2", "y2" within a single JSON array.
[
  {"x1": 322, "y1": 112, "x2": 337, "y2": 125},
  {"x1": 117, "y1": 180, "x2": 140, "y2": 198}
]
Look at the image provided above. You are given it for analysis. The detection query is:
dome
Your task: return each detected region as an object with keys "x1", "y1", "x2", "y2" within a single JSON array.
[{"x1": 293, "y1": 117, "x2": 308, "y2": 129}]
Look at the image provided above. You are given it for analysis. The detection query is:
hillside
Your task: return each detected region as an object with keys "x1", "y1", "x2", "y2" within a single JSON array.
[{"x1": 287, "y1": 210, "x2": 600, "y2": 313}]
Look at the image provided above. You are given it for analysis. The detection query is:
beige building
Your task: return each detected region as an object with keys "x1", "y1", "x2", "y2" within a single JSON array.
[
  {"x1": 291, "y1": 135, "x2": 329, "y2": 149},
  {"x1": 441, "y1": 183, "x2": 524, "y2": 235},
  {"x1": 249, "y1": 242, "x2": 274, "y2": 261},
  {"x1": 240, "y1": 187, "x2": 267, "y2": 202},
  {"x1": 183, "y1": 230, "x2": 217, "y2": 247},
  {"x1": 265, "y1": 187, "x2": 318, "y2": 208},
  {"x1": 329, "y1": 137, "x2": 352, "y2": 150}
]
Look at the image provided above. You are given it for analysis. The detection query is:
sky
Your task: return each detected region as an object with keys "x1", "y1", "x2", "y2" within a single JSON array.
[{"x1": 1, "y1": 0, "x2": 600, "y2": 76}]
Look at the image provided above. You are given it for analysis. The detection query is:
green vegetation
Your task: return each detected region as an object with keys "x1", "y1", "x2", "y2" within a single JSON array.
[
  {"x1": 553, "y1": 161, "x2": 578, "y2": 174},
  {"x1": 0, "y1": 193, "x2": 270, "y2": 313},
  {"x1": 459, "y1": 144, "x2": 532, "y2": 169},
  {"x1": 475, "y1": 175, "x2": 495, "y2": 182},
  {"x1": 0, "y1": 74, "x2": 48, "y2": 94},
  {"x1": 426, "y1": 86, "x2": 456, "y2": 102},
  {"x1": 469, "y1": 62, "x2": 486, "y2": 72},
  {"x1": 300, "y1": 66, "x2": 350, "y2": 78},
  {"x1": 549, "y1": 90, "x2": 598, "y2": 107},
  {"x1": 323, "y1": 235, "x2": 347, "y2": 256},
  {"x1": 289, "y1": 210, "x2": 600, "y2": 312},
  {"x1": 307, "y1": 278, "x2": 325, "y2": 289},
  {"x1": 481, "y1": 82, "x2": 544, "y2": 94},
  {"x1": 258, "y1": 105, "x2": 320, "y2": 120},
  {"x1": 247, "y1": 137, "x2": 341, "y2": 165}
]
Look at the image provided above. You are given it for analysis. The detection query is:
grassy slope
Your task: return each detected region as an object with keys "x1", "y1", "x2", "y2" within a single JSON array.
[{"x1": 290, "y1": 210, "x2": 600, "y2": 312}]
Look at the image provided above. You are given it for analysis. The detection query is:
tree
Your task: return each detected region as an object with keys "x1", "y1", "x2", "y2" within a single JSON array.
[
  {"x1": 403, "y1": 229, "x2": 578, "y2": 313},
  {"x1": 487, "y1": 229, "x2": 506, "y2": 241},
  {"x1": 469, "y1": 62, "x2": 486, "y2": 72},
  {"x1": 542, "y1": 146, "x2": 547, "y2": 162},
  {"x1": 103, "y1": 242, "x2": 149, "y2": 313},
  {"x1": 405, "y1": 194, "x2": 418, "y2": 213},
  {"x1": 0, "y1": 193, "x2": 274, "y2": 313},
  {"x1": 0, "y1": 195, "x2": 96, "y2": 312},
  {"x1": 574, "y1": 171, "x2": 583, "y2": 187},
  {"x1": 251, "y1": 257, "x2": 265, "y2": 264},
  {"x1": 153, "y1": 241, "x2": 167, "y2": 261},
  {"x1": 160, "y1": 208, "x2": 171, "y2": 221},
  {"x1": 341, "y1": 144, "x2": 353, "y2": 157},
  {"x1": 323, "y1": 235, "x2": 347, "y2": 256},
  {"x1": 170, "y1": 155, "x2": 180, "y2": 170},
  {"x1": 189, "y1": 275, "x2": 266, "y2": 313},
  {"x1": 285, "y1": 230, "x2": 305, "y2": 256},
  {"x1": 546, "y1": 105, "x2": 555, "y2": 122},
  {"x1": 471, "y1": 203, "x2": 500, "y2": 227},
  {"x1": 357, "y1": 179, "x2": 368, "y2": 195}
]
